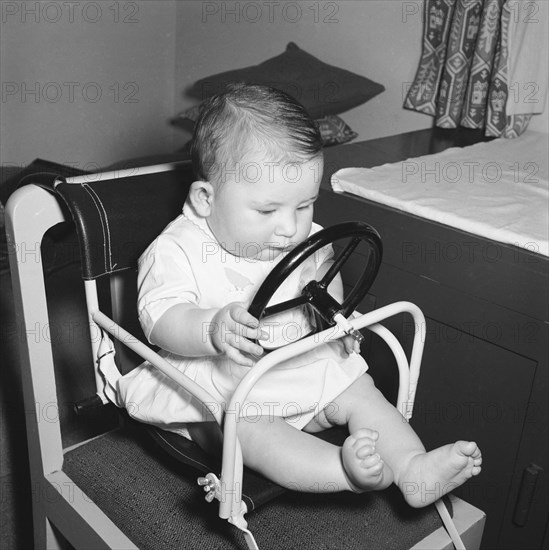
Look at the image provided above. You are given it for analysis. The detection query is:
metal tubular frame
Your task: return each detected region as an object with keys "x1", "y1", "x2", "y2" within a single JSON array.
[{"x1": 219, "y1": 302, "x2": 425, "y2": 527}]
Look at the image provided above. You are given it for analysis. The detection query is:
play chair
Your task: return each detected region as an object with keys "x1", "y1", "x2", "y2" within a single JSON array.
[{"x1": 5, "y1": 162, "x2": 485, "y2": 550}]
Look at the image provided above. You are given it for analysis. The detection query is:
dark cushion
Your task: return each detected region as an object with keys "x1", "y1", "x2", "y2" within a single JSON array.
[
  {"x1": 186, "y1": 42, "x2": 385, "y2": 118},
  {"x1": 317, "y1": 115, "x2": 358, "y2": 146},
  {"x1": 0, "y1": 159, "x2": 86, "y2": 206},
  {"x1": 176, "y1": 106, "x2": 358, "y2": 148},
  {"x1": 55, "y1": 162, "x2": 194, "y2": 280},
  {"x1": 63, "y1": 425, "x2": 446, "y2": 550}
]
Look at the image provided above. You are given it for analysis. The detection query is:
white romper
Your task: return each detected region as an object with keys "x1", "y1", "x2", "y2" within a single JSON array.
[{"x1": 117, "y1": 202, "x2": 367, "y2": 436}]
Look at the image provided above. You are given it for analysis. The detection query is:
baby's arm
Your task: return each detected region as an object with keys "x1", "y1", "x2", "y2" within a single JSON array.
[{"x1": 149, "y1": 302, "x2": 266, "y2": 367}]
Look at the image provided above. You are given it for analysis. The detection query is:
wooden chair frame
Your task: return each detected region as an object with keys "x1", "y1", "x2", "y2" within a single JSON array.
[{"x1": 5, "y1": 164, "x2": 485, "y2": 550}]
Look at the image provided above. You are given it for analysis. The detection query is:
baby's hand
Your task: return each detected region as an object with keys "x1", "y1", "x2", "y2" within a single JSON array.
[
  {"x1": 211, "y1": 303, "x2": 267, "y2": 366},
  {"x1": 342, "y1": 333, "x2": 361, "y2": 355}
]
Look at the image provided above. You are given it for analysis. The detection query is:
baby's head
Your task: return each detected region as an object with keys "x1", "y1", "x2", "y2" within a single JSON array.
[
  {"x1": 191, "y1": 83, "x2": 323, "y2": 185},
  {"x1": 189, "y1": 84, "x2": 324, "y2": 261}
]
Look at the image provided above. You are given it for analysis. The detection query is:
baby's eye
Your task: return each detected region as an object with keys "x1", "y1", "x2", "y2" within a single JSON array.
[
  {"x1": 257, "y1": 209, "x2": 275, "y2": 215},
  {"x1": 297, "y1": 203, "x2": 313, "y2": 211}
]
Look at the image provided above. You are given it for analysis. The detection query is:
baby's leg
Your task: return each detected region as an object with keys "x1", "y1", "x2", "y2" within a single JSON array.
[
  {"x1": 305, "y1": 412, "x2": 393, "y2": 492},
  {"x1": 327, "y1": 374, "x2": 482, "y2": 507},
  {"x1": 236, "y1": 415, "x2": 383, "y2": 493},
  {"x1": 396, "y1": 441, "x2": 482, "y2": 507}
]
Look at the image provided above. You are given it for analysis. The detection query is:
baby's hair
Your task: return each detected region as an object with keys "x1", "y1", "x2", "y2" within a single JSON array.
[{"x1": 190, "y1": 83, "x2": 322, "y2": 184}]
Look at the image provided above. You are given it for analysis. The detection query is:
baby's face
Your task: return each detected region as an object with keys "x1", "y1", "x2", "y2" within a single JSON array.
[{"x1": 207, "y1": 153, "x2": 323, "y2": 261}]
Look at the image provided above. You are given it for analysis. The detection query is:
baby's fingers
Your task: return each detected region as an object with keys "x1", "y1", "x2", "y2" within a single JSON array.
[
  {"x1": 228, "y1": 305, "x2": 267, "y2": 344},
  {"x1": 224, "y1": 330, "x2": 264, "y2": 358},
  {"x1": 229, "y1": 304, "x2": 260, "y2": 329},
  {"x1": 342, "y1": 334, "x2": 361, "y2": 355},
  {"x1": 223, "y1": 346, "x2": 257, "y2": 367}
]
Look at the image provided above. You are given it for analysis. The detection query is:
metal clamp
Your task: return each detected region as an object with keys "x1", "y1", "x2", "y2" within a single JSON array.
[
  {"x1": 197, "y1": 473, "x2": 221, "y2": 503},
  {"x1": 333, "y1": 313, "x2": 364, "y2": 344}
]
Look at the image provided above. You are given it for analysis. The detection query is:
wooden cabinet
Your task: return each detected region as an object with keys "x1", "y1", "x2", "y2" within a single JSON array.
[{"x1": 315, "y1": 129, "x2": 549, "y2": 550}]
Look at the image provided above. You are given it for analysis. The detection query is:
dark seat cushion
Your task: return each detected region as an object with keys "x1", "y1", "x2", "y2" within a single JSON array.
[{"x1": 63, "y1": 424, "x2": 446, "y2": 550}]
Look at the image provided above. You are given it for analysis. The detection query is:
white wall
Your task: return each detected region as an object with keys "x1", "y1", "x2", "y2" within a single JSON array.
[
  {"x1": 0, "y1": 0, "x2": 431, "y2": 169},
  {"x1": 3, "y1": 0, "x2": 546, "y2": 172},
  {"x1": 0, "y1": 0, "x2": 178, "y2": 168},
  {"x1": 175, "y1": 0, "x2": 431, "y2": 143}
]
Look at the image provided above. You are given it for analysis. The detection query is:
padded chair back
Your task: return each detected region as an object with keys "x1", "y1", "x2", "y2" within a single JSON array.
[
  {"x1": 53, "y1": 162, "x2": 195, "y2": 376},
  {"x1": 54, "y1": 162, "x2": 194, "y2": 279}
]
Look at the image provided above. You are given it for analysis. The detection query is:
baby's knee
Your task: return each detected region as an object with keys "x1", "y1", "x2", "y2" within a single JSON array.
[
  {"x1": 348, "y1": 373, "x2": 380, "y2": 397},
  {"x1": 236, "y1": 414, "x2": 277, "y2": 435},
  {"x1": 328, "y1": 375, "x2": 384, "y2": 421},
  {"x1": 236, "y1": 414, "x2": 290, "y2": 448},
  {"x1": 236, "y1": 415, "x2": 298, "y2": 470}
]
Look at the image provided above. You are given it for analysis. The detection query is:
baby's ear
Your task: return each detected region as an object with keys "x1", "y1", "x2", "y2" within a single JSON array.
[{"x1": 188, "y1": 180, "x2": 215, "y2": 217}]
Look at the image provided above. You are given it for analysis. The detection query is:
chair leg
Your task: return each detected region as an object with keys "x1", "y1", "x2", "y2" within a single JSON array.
[
  {"x1": 32, "y1": 502, "x2": 64, "y2": 550},
  {"x1": 31, "y1": 500, "x2": 48, "y2": 550},
  {"x1": 45, "y1": 518, "x2": 66, "y2": 550}
]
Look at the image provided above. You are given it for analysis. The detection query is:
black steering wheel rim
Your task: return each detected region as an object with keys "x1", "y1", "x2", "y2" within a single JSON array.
[{"x1": 248, "y1": 221, "x2": 382, "y2": 329}]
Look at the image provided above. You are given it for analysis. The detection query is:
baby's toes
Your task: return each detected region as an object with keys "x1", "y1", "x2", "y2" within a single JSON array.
[
  {"x1": 471, "y1": 464, "x2": 482, "y2": 476},
  {"x1": 355, "y1": 444, "x2": 376, "y2": 459},
  {"x1": 459, "y1": 440, "x2": 481, "y2": 459},
  {"x1": 469, "y1": 443, "x2": 482, "y2": 461},
  {"x1": 351, "y1": 428, "x2": 379, "y2": 442},
  {"x1": 466, "y1": 449, "x2": 482, "y2": 476},
  {"x1": 362, "y1": 453, "x2": 383, "y2": 470}
]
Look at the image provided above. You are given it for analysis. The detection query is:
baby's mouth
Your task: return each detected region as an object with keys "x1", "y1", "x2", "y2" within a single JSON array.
[{"x1": 271, "y1": 242, "x2": 296, "y2": 252}]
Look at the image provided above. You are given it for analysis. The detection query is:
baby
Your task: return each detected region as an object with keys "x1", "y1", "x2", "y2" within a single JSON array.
[{"x1": 118, "y1": 83, "x2": 481, "y2": 507}]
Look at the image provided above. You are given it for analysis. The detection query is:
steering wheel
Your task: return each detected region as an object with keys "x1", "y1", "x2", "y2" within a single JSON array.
[{"x1": 248, "y1": 221, "x2": 382, "y2": 341}]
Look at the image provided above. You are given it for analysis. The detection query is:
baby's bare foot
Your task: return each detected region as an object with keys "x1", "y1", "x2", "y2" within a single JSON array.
[
  {"x1": 341, "y1": 429, "x2": 393, "y2": 492},
  {"x1": 399, "y1": 441, "x2": 482, "y2": 508}
]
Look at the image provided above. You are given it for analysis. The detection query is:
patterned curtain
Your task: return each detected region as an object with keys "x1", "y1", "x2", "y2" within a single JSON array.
[{"x1": 404, "y1": 0, "x2": 545, "y2": 138}]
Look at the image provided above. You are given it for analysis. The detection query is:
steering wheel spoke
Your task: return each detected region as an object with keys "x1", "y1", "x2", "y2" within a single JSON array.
[
  {"x1": 320, "y1": 236, "x2": 362, "y2": 287},
  {"x1": 263, "y1": 295, "x2": 309, "y2": 318}
]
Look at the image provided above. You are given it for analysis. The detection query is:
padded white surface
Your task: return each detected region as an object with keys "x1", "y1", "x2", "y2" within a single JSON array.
[{"x1": 332, "y1": 131, "x2": 549, "y2": 257}]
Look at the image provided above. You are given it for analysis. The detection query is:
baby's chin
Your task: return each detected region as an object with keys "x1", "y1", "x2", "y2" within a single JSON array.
[
  {"x1": 246, "y1": 244, "x2": 299, "y2": 262},
  {"x1": 236, "y1": 241, "x2": 300, "y2": 261},
  {"x1": 253, "y1": 247, "x2": 287, "y2": 261}
]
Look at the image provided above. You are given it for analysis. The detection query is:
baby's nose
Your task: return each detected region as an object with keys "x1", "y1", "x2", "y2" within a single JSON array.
[{"x1": 276, "y1": 214, "x2": 297, "y2": 238}]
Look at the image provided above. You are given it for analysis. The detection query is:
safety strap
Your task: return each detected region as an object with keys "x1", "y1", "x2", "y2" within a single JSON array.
[
  {"x1": 96, "y1": 330, "x2": 124, "y2": 408},
  {"x1": 435, "y1": 499, "x2": 466, "y2": 550}
]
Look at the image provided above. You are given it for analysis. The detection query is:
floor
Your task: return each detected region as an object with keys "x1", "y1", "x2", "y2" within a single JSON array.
[
  {"x1": 1, "y1": 172, "x2": 29, "y2": 549},
  {"x1": 0, "y1": 280, "x2": 33, "y2": 550}
]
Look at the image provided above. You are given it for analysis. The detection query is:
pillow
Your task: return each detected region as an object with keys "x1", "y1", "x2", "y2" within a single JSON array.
[
  {"x1": 178, "y1": 104, "x2": 201, "y2": 123},
  {"x1": 186, "y1": 42, "x2": 384, "y2": 118},
  {"x1": 316, "y1": 115, "x2": 358, "y2": 146}
]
